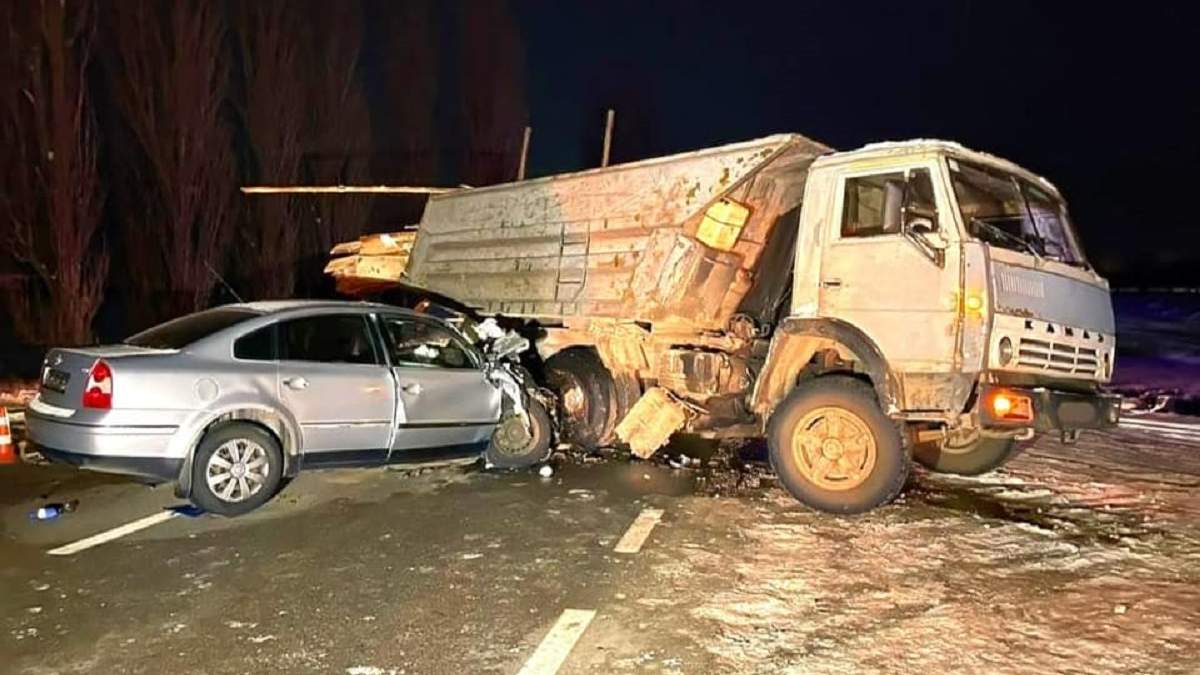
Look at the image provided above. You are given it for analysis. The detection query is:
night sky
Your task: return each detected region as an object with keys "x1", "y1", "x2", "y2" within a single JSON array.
[{"x1": 510, "y1": 1, "x2": 1199, "y2": 286}]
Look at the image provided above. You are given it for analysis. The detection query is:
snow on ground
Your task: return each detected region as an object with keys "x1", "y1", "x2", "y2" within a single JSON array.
[{"x1": 633, "y1": 420, "x2": 1200, "y2": 674}]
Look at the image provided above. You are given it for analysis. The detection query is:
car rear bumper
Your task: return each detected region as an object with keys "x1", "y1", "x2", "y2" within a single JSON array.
[
  {"x1": 979, "y1": 384, "x2": 1120, "y2": 432},
  {"x1": 36, "y1": 446, "x2": 183, "y2": 482},
  {"x1": 25, "y1": 410, "x2": 183, "y2": 482}
]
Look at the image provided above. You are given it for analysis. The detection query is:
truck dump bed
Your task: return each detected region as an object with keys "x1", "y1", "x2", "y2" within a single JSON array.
[{"x1": 404, "y1": 134, "x2": 831, "y2": 331}]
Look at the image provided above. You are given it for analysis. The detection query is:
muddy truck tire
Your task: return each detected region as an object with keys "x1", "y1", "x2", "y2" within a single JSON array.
[
  {"x1": 913, "y1": 432, "x2": 1020, "y2": 476},
  {"x1": 543, "y1": 348, "x2": 619, "y2": 449},
  {"x1": 767, "y1": 377, "x2": 908, "y2": 514}
]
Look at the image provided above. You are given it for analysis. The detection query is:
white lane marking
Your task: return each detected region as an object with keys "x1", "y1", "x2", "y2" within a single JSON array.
[
  {"x1": 48, "y1": 510, "x2": 178, "y2": 556},
  {"x1": 1136, "y1": 431, "x2": 1200, "y2": 443},
  {"x1": 517, "y1": 609, "x2": 596, "y2": 675},
  {"x1": 1118, "y1": 424, "x2": 1200, "y2": 441},
  {"x1": 1119, "y1": 418, "x2": 1200, "y2": 433},
  {"x1": 613, "y1": 508, "x2": 664, "y2": 554}
]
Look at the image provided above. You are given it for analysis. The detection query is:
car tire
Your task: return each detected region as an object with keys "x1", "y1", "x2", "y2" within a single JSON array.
[
  {"x1": 543, "y1": 348, "x2": 617, "y2": 449},
  {"x1": 767, "y1": 376, "x2": 908, "y2": 514},
  {"x1": 190, "y1": 422, "x2": 284, "y2": 517},
  {"x1": 485, "y1": 397, "x2": 554, "y2": 469},
  {"x1": 913, "y1": 431, "x2": 1021, "y2": 475}
]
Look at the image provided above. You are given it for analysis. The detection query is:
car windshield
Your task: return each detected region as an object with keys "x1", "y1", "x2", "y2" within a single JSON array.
[
  {"x1": 948, "y1": 158, "x2": 1086, "y2": 265},
  {"x1": 125, "y1": 307, "x2": 262, "y2": 349}
]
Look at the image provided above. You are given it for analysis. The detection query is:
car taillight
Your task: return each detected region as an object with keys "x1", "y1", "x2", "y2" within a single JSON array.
[{"x1": 82, "y1": 360, "x2": 113, "y2": 409}]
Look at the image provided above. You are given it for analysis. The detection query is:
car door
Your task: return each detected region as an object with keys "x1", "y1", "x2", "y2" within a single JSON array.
[
  {"x1": 376, "y1": 314, "x2": 501, "y2": 459},
  {"x1": 277, "y1": 314, "x2": 396, "y2": 466},
  {"x1": 818, "y1": 166, "x2": 962, "y2": 375}
]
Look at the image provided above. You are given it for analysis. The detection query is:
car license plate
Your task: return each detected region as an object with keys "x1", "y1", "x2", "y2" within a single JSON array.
[{"x1": 42, "y1": 368, "x2": 70, "y2": 394}]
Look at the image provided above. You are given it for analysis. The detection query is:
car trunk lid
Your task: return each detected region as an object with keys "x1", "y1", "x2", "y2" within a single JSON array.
[{"x1": 38, "y1": 345, "x2": 177, "y2": 411}]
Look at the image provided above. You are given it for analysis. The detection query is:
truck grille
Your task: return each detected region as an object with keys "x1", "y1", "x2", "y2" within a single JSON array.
[{"x1": 1016, "y1": 337, "x2": 1100, "y2": 377}]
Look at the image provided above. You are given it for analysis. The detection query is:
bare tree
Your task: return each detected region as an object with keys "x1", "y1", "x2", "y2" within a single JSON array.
[
  {"x1": 458, "y1": 0, "x2": 528, "y2": 186},
  {"x1": 299, "y1": 0, "x2": 375, "y2": 278},
  {"x1": 0, "y1": 0, "x2": 108, "y2": 346},
  {"x1": 234, "y1": 0, "x2": 305, "y2": 300},
  {"x1": 374, "y1": 0, "x2": 438, "y2": 185},
  {"x1": 105, "y1": 0, "x2": 235, "y2": 325}
]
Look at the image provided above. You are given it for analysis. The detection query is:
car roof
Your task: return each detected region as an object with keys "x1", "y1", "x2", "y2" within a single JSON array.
[{"x1": 220, "y1": 299, "x2": 415, "y2": 316}]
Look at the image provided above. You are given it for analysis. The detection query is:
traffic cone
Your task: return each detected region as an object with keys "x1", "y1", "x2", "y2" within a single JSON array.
[{"x1": 0, "y1": 407, "x2": 18, "y2": 465}]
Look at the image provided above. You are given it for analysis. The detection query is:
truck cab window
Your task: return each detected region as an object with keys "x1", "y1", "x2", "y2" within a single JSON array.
[
  {"x1": 842, "y1": 172, "x2": 906, "y2": 237},
  {"x1": 842, "y1": 170, "x2": 936, "y2": 238}
]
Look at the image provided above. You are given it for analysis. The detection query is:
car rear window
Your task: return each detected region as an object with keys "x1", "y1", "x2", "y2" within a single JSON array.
[{"x1": 125, "y1": 308, "x2": 263, "y2": 349}]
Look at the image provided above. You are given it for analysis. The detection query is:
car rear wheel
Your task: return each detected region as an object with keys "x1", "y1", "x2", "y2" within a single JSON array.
[
  {"x1": 913, "y1": 430, "x2": 1020, "y2": 475},
  {"x1": 767, "y1": 377, "x2": 908, "y2": 514},
  {"x1": 191, "y1": 423, "x2": 283, "y2": 517},
  {"x1": 485, "y1": 398, "x2": 553, "y2": 469}
]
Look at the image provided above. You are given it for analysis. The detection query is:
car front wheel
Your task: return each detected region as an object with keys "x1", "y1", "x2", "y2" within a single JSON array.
[
  {"x1": 191, "y1": 422, "x2": 284, "y2": 517},
  {"x1": 485, "y1": 398, "x2": 554, "y2": 469}
]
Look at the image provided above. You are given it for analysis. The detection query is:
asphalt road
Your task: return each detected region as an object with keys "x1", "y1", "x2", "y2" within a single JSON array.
[{"x1": 2, "y1": 414, "x2": 1199, "y2": 674}]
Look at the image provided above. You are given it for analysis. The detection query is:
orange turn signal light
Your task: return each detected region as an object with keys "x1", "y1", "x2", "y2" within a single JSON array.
[{"x1": 989, "y1": 390, "x2": 1034, "y2": 423}]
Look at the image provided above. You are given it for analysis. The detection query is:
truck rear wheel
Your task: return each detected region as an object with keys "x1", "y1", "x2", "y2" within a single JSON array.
[
  {"x1": 913, "y1": 431, "x2": 1019, "y2": 475},
  {"x1": 767, "y1": 377, "x2": 908, "y2": 514},
  {"x1": 544, "y1": 348, "x2": 618, "y2": 449}
]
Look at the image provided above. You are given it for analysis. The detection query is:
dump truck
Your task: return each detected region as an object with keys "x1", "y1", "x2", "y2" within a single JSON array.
[{"x1": 332, "y1": 133, "x2": 1120, "y2": 513}]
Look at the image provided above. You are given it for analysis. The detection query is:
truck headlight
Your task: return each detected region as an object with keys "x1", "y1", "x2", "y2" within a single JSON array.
[{"x1": 998, "y1": 337, "x2": 1014, "y2": 366}]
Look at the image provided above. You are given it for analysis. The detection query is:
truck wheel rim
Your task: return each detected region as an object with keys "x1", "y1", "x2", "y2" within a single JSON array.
[
  {"x1": 791, "y1": 407, "x2": 877, "y2": 491},
  {"x1": 206, "y1": 439, "x2": 269, "y2": 503}
]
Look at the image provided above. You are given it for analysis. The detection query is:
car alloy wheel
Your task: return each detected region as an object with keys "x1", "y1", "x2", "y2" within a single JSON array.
[{"x1": 205, "y1": 438, "x2": 270, "y2": 503}]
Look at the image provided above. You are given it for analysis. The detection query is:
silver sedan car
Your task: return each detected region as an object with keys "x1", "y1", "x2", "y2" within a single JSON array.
[{"x1": 26, "y1": 300, "x2": 553, "y2": 515}]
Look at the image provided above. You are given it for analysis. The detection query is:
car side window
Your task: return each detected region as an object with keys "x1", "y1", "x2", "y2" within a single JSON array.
[
  {"x1": 279, "y1": 315, "x2": 379, "y2": 365},
  {"x1": 380, "y1": 317, "x2": 477, "y2": 369},
  {"x1": 234, "y1": 325, "x2": 275, "y2": 361}
]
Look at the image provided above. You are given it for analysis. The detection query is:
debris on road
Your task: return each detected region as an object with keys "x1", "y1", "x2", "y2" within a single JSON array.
[
  {"x1": 30, "y1": 499, "x2": 79, "y2": 521},
  {"x1": 538, "y1": 464, "x2": 554, "y2": 478}
]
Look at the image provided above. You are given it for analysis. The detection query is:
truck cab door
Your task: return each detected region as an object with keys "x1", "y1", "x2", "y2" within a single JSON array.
[
  {"x1": 375, "y1": 315, "x2": 501, "y2": 461},
  {"x1": 818, "y1": 166, "x2": 961, "y2": 390}
]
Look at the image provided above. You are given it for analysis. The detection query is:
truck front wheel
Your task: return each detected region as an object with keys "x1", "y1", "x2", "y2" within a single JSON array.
[
  {"x1": 912, "y1": 431, "x2": 1019, "y2": 476},
  {"x1": 767, "y1": 377, "x2": 908, "y2": 514}
]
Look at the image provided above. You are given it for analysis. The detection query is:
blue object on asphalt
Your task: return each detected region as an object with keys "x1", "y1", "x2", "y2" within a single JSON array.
[{"x1": 29, "y1": 500, "x2": 78, "y2": 521}]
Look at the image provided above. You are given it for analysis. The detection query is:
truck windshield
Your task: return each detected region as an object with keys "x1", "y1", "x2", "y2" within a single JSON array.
[{"x1": 948, "y1": 158, "x2": 1085, "y2": 266}]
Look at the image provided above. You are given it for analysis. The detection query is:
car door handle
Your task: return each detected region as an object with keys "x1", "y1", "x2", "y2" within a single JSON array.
[
  {"x1": 400, "y1": 382, "x2": 423, "y2": 396},
  {"x1": 283, "y1": 376, "x2": 309, "y2": 390},
  {"x1": 821, "y1": 278, "x2": 844, "y2": 288}
]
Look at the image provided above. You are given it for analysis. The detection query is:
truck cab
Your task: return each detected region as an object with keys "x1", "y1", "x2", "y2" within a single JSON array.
[{"x1": 758, "y1": 141, "x2": 1119, "y2": 507}]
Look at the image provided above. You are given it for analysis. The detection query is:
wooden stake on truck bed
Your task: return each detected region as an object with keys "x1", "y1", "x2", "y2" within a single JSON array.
[{"x1": 240, "y1": 185, "x2": 458, "y2": 195}]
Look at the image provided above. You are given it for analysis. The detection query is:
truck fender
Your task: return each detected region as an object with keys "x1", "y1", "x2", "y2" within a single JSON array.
[
  {"x1": 173, "y1": 403, "x2": 303, "y2": 499},
  {"x1": 750, "y1": 318, "x2": 901, "y2": 417}
]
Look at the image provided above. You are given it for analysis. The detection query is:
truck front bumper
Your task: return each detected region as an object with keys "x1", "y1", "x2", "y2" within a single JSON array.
[{"x1": 979, "y1": 384, "x2": 1120, "y2": 433}]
